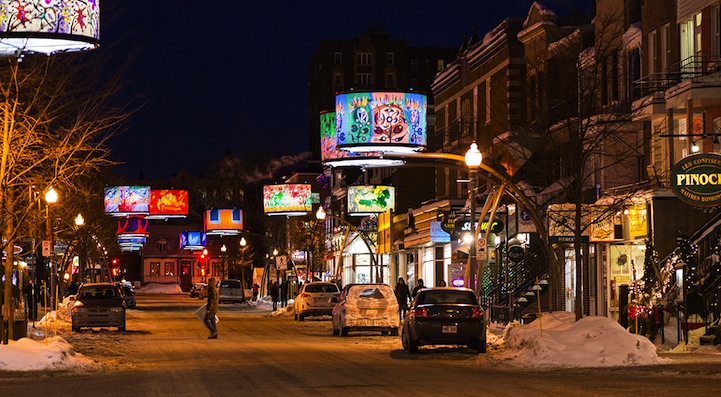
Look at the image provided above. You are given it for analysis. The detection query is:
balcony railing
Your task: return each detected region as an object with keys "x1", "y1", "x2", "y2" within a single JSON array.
[{"x1": 633, "y1": 55, "x2": 721, "y2": 99}]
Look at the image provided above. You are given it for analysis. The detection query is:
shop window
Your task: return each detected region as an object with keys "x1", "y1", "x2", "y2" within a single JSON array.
[
  {"x1": 150, "y1": 262, "x2": 160, "y2": 276},
  {"x1": 164, "y1": 262, "x2": 175, "y2": 277}
]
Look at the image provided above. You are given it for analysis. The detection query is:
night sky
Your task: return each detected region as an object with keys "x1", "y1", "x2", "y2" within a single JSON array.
[{"x1": 100, "y1": 0, "x2": 591, "y2": 180}]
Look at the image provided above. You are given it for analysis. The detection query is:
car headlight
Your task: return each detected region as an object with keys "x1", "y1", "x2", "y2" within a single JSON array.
[{"x1": 110, "y1": 307, "x2": 124, "y2": 313}]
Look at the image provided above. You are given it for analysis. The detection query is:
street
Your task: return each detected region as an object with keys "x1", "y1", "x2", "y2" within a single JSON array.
[{"x1": 1, "y1": 294, "x2": 721, "y2": 397}]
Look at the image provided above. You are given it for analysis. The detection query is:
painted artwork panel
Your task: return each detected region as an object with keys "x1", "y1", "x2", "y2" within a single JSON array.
[
  {"x1": 104, "y1": 186, "x2": 150, "y2": 214},
  {"x1": 263, "y1": 184, "x2": 312, "y2": 214},
  {"x1": 150, "y1": 190, "x2": 189, "y2": 216},
  {"x1": 348, "y1": 185, "x2": 395, "y2": 214},
  {"x1": 0, "y1": 0, "x2": 100, "y2": 39},
  {"x1": 204, "y1": 209, "x2": 243, "y2": 232},
  {"x1": 335, "y1": 92, "x2": 426, "y2": 148}
]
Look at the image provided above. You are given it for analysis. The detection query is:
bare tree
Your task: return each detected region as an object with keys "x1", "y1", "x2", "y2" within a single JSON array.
[{"x1": 1, "y1": 52, "x2": 132, "y2": 341}]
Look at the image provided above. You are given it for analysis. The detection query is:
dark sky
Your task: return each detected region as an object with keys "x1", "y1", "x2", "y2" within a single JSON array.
[{"x1": 101, "y1": 0, "x2": 591, "y2": 180}]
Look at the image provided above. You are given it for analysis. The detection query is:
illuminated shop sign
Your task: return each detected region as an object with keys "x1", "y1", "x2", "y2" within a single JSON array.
[{"x1": 671, "y1": 153, "x2": 721, "y2": 207}]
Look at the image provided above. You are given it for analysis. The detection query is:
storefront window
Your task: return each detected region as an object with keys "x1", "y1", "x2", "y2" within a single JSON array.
[{"x1": 150, "y1": 262, "x2": 160, "y2": 276}]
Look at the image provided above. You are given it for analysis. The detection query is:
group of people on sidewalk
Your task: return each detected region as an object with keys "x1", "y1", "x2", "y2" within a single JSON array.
[
  {"x1": 269, "y1": 280, "x2": 289, "y2": 311},
  {"x1": 394, "y1": 277, "x2": 429, "y2": 320}
]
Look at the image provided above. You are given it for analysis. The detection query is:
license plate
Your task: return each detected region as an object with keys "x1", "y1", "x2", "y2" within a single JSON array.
[{"x1": 442, "y1": 325, "x2": 457, "y2": 333}]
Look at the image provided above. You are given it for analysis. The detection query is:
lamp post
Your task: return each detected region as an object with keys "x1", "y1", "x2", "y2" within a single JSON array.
[
  {"x1": 44, "y1": 187, "x2": 58, "y2": 309},
  {"x1": 465, "y1": 143, "x2": 483, "y2": 294},
  {"x1": 74, "y1": 213, "x2": 84, "y2": 283},
  {"x1": 220, "y1": 244, "x2": 227, "y2": 280},
  {"x1": 240, "y1": 237, "x2": 247, "y2": 287}
]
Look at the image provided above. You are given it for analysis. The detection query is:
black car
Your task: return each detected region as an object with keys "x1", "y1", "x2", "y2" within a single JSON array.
[{"x1": 401, "y1": 287, "x2": 486, "y2": 353}]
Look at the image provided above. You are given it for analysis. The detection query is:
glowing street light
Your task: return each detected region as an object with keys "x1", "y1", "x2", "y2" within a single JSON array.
[
  {"x1": 464, "y1": 143, "x2": 483, "y2": 292},
  {"x1": 74, "y1": 213, "x2": 85, "y2": 227}
]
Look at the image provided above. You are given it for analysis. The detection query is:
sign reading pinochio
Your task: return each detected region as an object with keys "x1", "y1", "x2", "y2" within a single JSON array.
[{"x1": 671, "y1": 153, "x2": 721, "y2": 207}]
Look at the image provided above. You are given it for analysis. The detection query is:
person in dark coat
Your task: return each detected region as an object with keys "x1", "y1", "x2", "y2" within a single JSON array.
[
  {"x1": 24, "y1": 279, "x2": 38, "y2": 324},
  {"x1": 205, "y1": 277, "x2": 219, "y2": 339},
  {"x1": 270, "y1": 281, "x2": 280, "y2": 311},
  {"x1": 279, "y1": 280, "x2": 289, "y2": 308},
  {"x1": 412, "y1": 279, "x2": 425, "y2": 299},
  {"x1": 394, "y1": 277, "x2": 411, "y2": 321}
]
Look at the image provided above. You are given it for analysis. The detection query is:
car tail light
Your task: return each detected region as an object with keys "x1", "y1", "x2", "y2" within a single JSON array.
[
  {"x1": 414, "y1": 307, "x2": 429, "y2": 318},
  {"x1": 300, "y1": 293, "x2": 311, "y2": 298},
  {"x1": 469, "y1": 307, "x2": 484, "y2": 319},
  {"x1": 344, "y1": 304, "x2": 359, "y2": 312},
  {"x1": 386, "y1": 303, "x2": 399, "y2": 311}
]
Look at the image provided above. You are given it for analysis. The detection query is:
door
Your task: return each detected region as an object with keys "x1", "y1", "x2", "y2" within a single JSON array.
[{"x1": 180, "y1": 261, "x2": 192, "y2": 292}]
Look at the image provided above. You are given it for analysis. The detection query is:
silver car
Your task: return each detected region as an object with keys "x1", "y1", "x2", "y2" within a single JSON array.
[
  {"x1": 71, "y1": 283, "x2": 126, "y2": 332},
  {"x1": 294, "y1": 282, "x2": 340, "y2": 321}
]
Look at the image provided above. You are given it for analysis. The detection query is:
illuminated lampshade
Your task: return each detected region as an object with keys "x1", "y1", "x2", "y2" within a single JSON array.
[
  {"x1": 335, "y1": 91, "x2": 427, "y2": 154},
  {"x1": 0, "y1": 1, "x2": 100, "y2": 55}
]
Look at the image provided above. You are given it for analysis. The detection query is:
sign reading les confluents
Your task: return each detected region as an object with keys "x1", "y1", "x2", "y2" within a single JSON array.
[{"x1": 671, "y1": 153, "x2": 721, "y2": 207}]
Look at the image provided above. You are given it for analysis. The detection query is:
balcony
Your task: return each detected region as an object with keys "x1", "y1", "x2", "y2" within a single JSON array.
[
  {"x1": 438, "y1": 118, "x2": 476, "y2": 152},
  {"x1": 633, "y1": 55, "x2": 721, "y2": 100}
]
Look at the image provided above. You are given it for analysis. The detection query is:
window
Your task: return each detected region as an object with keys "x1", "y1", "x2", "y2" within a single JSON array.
[
  {"x1": 357, "y1": 52, "x2": 372, "y2": 65},
  {"x1": 386, "y1": 52, "x2": 394, "y2": 65},
  {"x1": 150, "y1": 262, "x2": 160, "y2": 276},
  {"x1": 334, "y1": 52, "x2": 342, "y2": 65},
  {"x1": 357, "y1": 73, "x2": 372, "y2": 86},
  {"x1": 164, "y1": 262, "x2": 174, "y2": 277},
  {"x1": 156, "y1": 240, "x2": 168, "y2": 253},
  {"x1": 437, "y1": 59, "x2": 445, "y2": 72},
  {"x1": 333, "y1": 73, "x2": 343, "y2": 91},
  {"x1": 386, "y1": 73, "x2": 395, "y2": 88},
  {"x1": 424, "y1": 59, "x2": 430, "y2": 69},
  {"x1": 648, "y1": 30, "x2": 657, "y2": 75},
  {"x1": 411, "y1": 59, "x2": 418, "y2": 72},
  {"x1": 661, "y1": 24, "x2": 670, "y2": 72}
]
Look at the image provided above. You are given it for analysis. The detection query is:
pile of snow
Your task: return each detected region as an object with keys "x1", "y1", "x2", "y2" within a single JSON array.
[
  {"x1": 497, "y1": 311, "x2": 664, "y2": 367},
  {"x1": 0, "y1": 336, "x2": 95, "y2": 371},
  {"x1": 134, "y1": 283, "x2": 183, "y2": 294}
]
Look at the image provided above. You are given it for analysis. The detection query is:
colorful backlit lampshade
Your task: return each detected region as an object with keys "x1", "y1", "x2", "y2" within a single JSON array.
[
  {"x1": 116, "y1": 218, "x2": 149, "y2": 236},
  {"x1": 263, "y1": 184, "x2": 312, "y2": 216},
  {"x1": 347, "y1": 185, "x2": 395, "y2": 216},
  {"x1": 104, "y1": 186, "x2": 150, "y2": 216},
  {"x1": 180, "y1": 231, "x2": 207, "y2": 250},
  {"x1": 147, "y1": 189, "x2": 188, "y2": 219},
  {"x1": 204, "y1": 209, "x2": 243, "y2": 236},
  {"x1": 335, "y1": 91, "x2": 427, "y2": 154},
  {"x1": 0, "y1": 0, "x2": 100, "y2": 55},
  {"x1": 320, "y1": 111, "x2": 404, "y2": 168}
]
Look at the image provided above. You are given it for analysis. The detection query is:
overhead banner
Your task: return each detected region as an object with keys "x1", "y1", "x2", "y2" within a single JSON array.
[
  {"x1": 205, "y1": 209, "x2": 243, "y2": 235},
  {"x1": 149, "y1": 190, "x2": 188, "y2": 218},
  {"x1": 348, "y1": 185, "x2": 395, "y2": 215},
  {"x1": 263, "y1": 184, "x2": 312, "y2": 216},
  {"x1": 104, "y1": 186, "x2": 150, "y2": 216}
]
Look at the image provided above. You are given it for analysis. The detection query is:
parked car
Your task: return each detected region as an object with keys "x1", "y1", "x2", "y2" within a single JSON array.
[
  {"x1": 401, "y1": 287, "x2": 486, "y2": 354},
  {"x1": 71, "y1": 283, "x2": 126, "y2": 332},
  {"x1": 219, "y1": 279, "x2": 249, "y2": 303},
  {"x1": 294, "y1": 282, "x2": 340, "y2": 321},
  {"x1": 331, "y1": 284, "x2": 399, "y2": 336},
  {"x1": 189, "y1": 283, "x2": 207, "y2": 298}
]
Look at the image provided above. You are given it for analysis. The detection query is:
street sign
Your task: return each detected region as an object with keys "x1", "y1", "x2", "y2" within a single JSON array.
[
  {"x1": 477, "y1": 237, "x2": 487, "y2": 261},
  {"x1": 42, "y1": 240, "x2": 51, "y2": 257},
  {"x1": 276, "y1": 255, "x2": 288, "y2": 270}
]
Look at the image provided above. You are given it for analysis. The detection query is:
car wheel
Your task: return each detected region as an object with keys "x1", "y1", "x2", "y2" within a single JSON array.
[
  {"x1": 469, "y1": 338, "x2": 486, "y2": 354},
  {"x1": 340, "y1": 327, "x2": 348, "y2": 337},
  {"x1": 332, "y1": 323, "x2": 339, "y2": 335},
  {"x1": 294, "y1": 313, "x2": 298, "y2": 321},
  {"x1": 298, "y1": 314, "x2": 305, "y2": 322},
  {"x1": 402, "y1": 329, "x2": 418, "y2": 353},
  {"x1": 72, "y1": 326, "x2": 80, "y2": 332},
  {"x1": 390, "y1": 328, "x2": 399, "y2": 336},
  {"x1": 118, "y1": 325, "x2": 126, "y2": 332}
]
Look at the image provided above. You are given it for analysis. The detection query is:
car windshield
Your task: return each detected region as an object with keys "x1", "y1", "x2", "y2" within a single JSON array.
[
  {"x1": 78, "y1": 286, "x2": 119, "y2": 300},
  {"x1": 305, "y1": 284, "x2": 339, "y2": 293},
  {"x1": 349, "y1": 286, "x2": 392, "y2": 300},
  {"x1": 416, "y1": 290, "x2": 477, "y2": 305},
  {"x1": 221, "y1": 280, "x2": 241, "y2": 289}
]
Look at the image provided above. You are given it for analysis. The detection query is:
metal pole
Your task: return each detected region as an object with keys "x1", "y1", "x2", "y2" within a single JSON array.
[
  {"x1": 46, "y1": 204, "x2": 56, "y2": 310},
  {"x1": 468, "y1": 167, "x2": 477, "y2": 292}
]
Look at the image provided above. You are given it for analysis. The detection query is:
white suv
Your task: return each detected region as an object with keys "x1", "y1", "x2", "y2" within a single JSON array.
[{"x1": 294, "y1": 282, "x2": 340, "y2": 321}]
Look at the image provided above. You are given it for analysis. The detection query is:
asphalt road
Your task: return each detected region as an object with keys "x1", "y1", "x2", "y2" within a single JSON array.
[{"x1": 1, "y1": 294, "x2": 721, "y2": 397}]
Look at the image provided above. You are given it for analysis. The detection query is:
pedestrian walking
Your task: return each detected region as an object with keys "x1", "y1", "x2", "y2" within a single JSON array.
[
  {"x1": 280, "y1": 280, "x2": 288, "y2": 308},
  {"x1": 270, "y1": 281, "x2": 280, "y2": 311},
  {"x1": 394, "y1": 277, "x2": 411, "y2": 322},
  {"x1": 205, "y1": 277, "x2": 219, "y2": 339},
  {"x1": 24, "y1": 279, "x2": 38, "y2": 324},
  {"x1": 252, "y1": 282, "x2": 260, "y2": 301}
]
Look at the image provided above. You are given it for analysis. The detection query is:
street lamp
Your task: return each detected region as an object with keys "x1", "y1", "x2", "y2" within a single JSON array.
[
  {"x1": 220, "y1": 244, "x2": 227, "y2": 280},
  {"x1": 464, "y1": 143, "x2": 482, "y2": 294},
  {"x1": 74, "y1": 213, "x2": 85, "y2": 283},
  {"x1": 240, "y1": 237, "x2": 247, "y2": 287},
  {"x1": 44, "y1": 187, "x2": 58, "y2": 309}
]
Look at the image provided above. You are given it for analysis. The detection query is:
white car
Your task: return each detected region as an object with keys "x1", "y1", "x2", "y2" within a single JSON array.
[
  {"x1": 331, "y1": 284, "x2": 399, "y2": 336},
  {"x1": 294, "y1": 282, "x2": 340, "y2": 321}
]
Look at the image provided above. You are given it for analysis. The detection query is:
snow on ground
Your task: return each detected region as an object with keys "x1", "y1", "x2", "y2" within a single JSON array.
[
  {"x1": 495, "y1": 311, "x2": 664, "y2": 368},
  {"x1": 133, "y1": 283, "x2": 184, "y2": 294},
  {"x1": 2, "y1": 304, "x2": 700, "y2": 372}
]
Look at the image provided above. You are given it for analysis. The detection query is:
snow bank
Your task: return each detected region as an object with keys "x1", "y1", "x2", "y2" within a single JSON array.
[
  {"x1": 498, "y1": 311, "x2": 663, "y2": 368},
  {"x1": 134, "y1": 283, "x2": 183, "y2": 294},
  {"x1": 0, "y1": 336, "x2": 95, "y2": 371}
]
